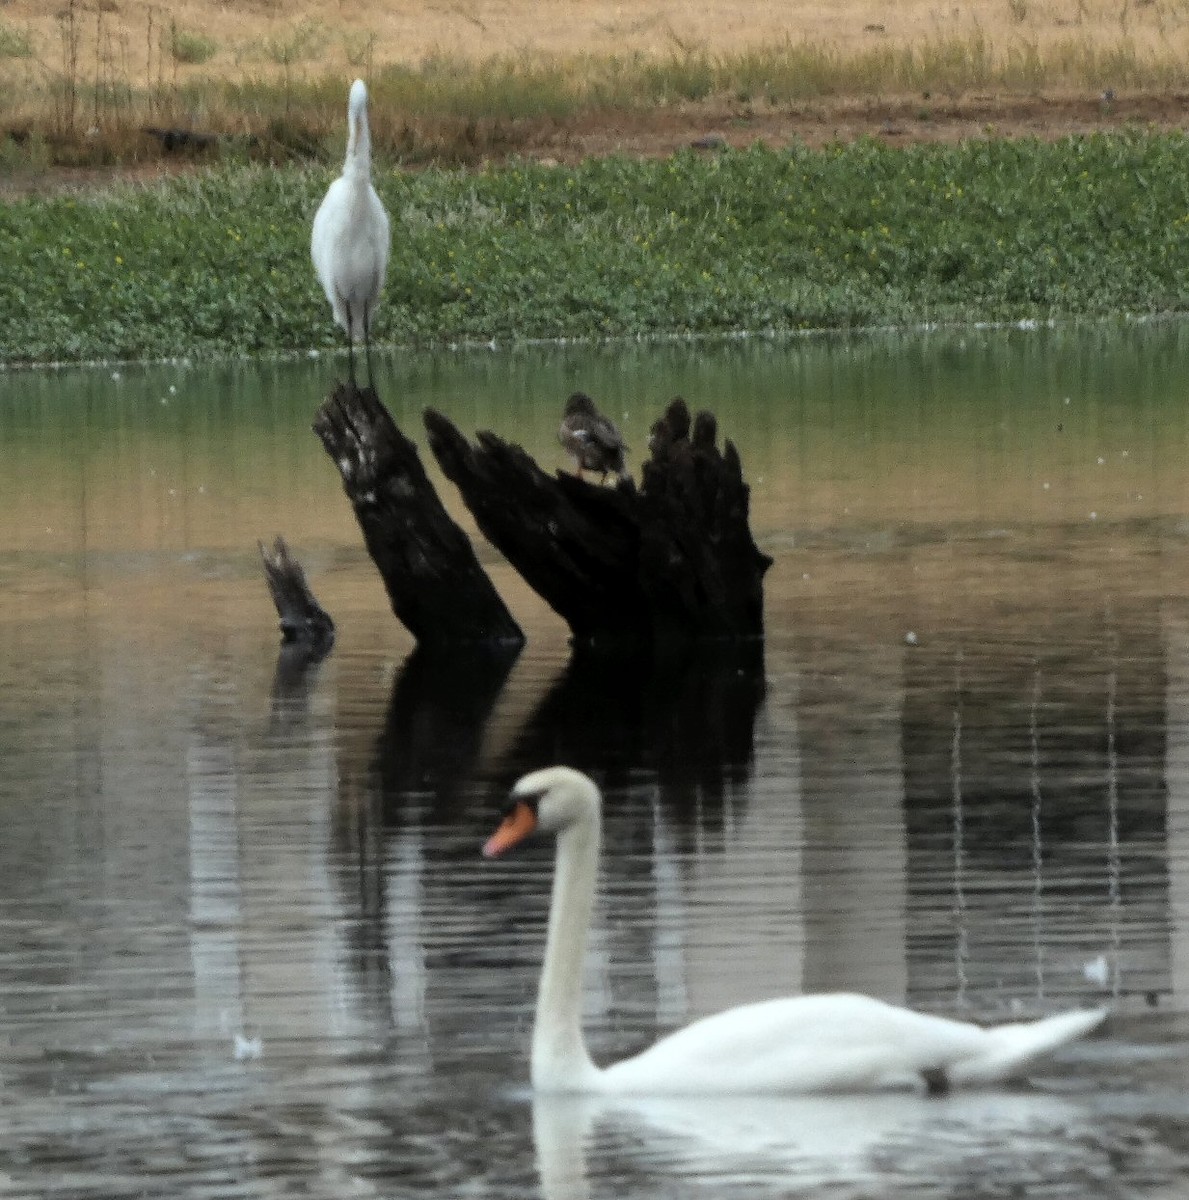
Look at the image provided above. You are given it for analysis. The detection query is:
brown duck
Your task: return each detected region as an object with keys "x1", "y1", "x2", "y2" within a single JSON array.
[{"x1": 558, "y1": 392, "x2": 628, "y2": 482}]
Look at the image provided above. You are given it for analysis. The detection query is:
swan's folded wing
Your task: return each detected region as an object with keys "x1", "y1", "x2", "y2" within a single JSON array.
[
  {"x1": 599, "y1": 994, "x2": 995, "y2": 1095},
  {"x1": 599, "y1": 995, "x2": 1106, "y2": 1095}
]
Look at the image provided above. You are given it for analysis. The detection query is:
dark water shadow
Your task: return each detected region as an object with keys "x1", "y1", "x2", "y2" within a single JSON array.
[
  {"x1": 267, "y1": 638, "x2": 334, "y2": 738},
  {"x1": 375, "y1": 642, "x2": 523, "y2": 822},
  {"x1": 498, "y1": 639, "x2": 767, "y2": 838},
  {"x1": 330, "y1": 637, "x2": 767, "y2": 1004},
  {"x1": 367, "y1": 638, "x2": 767, "y2": 824},
  {"x1": 326, "y1": 642, "x2": 521, "y2": 1032},
  {"x1": 898, "y1": 602, "x2": 1172, "y2": 1009}
]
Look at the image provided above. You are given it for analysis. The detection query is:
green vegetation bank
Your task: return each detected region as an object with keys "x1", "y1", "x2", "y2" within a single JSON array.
[{"x1": 2, "y1": 132, "x2": 1188, "y2": 366}]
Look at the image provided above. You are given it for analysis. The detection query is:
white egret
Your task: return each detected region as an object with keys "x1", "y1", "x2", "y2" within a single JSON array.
[
  {"x1": 484, "y1": 766, "x2": 1108, "y2": 1095},
  {"x1": 311, "y1": 78, "x2": 390, "y2": 391}
]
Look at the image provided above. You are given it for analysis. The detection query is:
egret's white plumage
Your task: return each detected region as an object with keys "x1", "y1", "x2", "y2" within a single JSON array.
[
  {"x1": 485, "y1": 766, "x2": 1108, "y2": 1096},
  {"x1": 311, "y1": 78, "x2": 390, "y2": 389}
]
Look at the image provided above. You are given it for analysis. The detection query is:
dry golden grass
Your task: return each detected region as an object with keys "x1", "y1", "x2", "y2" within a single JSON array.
[
  {"x1": 4, "y1": 0, "x2": 1189, "y2": 176},
  {"x1": 4, "y1": 0, "x2": 1189, "y2": 85}
]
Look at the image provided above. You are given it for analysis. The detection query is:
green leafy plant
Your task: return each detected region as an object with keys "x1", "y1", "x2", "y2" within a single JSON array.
[{"x1": 4, "y1": 134, "x2": 1189, "y2": 365}]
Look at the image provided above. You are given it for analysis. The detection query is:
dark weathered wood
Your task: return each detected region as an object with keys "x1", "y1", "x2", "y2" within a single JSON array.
[
  {"x1": 425, "y1": 409, "x2": 651, "y2": 643},
  {"x1": 258, "y1": 535, "x2": 335, "y2": 647},
  {"x1": 637, "y1": 400, "x2": 772, "y2": 640},
  {"x1": 424, "y1": 396, "x2": 772, "y2": 645},
  {"x1": 313, "y1": 382, "x2": 524, "y2": 648}
]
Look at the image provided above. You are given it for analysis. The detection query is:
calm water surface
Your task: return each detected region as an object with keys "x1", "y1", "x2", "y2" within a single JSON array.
[{"x1": 1, "y1": 325, "x2": 1188, "y2": 1197}]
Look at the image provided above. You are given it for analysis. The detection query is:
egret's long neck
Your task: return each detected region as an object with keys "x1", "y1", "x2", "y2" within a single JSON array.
[
  {"x1": 344, "y1": 106, "x2": 372, "y2": 181},
  {"x1": 532, "y1": 813, "x2": 601, "y2": 1091}
]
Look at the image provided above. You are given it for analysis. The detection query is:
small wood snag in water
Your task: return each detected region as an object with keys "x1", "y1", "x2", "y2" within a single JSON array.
[{"x1": 258, "y1": 535, "x2": 335, "y2": 648}]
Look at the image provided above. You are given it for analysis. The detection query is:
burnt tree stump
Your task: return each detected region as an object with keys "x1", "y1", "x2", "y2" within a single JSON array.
[
  {"x1": 425, "y1": 396, "x2": 772, "y2": 646},
  {"x1": 638, "y1": 400, "x2": 770, "y2": 639},
  {"x1": 314, "y1": 383, "x2": 524, "y2": 648},
  {"x1": 425, "y1": 410, "x2": 650, "y2": 642}
]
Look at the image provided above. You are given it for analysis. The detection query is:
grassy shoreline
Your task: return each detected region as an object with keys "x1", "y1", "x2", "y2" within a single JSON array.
[{"x1": 3, "y1": 133, "x2": 1188, "y2": 367}]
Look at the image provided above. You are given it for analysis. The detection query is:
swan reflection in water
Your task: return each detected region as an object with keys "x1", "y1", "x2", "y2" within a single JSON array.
[{"x1": 532, "y1": 1089, "x2": 1097, "y2": 1199}]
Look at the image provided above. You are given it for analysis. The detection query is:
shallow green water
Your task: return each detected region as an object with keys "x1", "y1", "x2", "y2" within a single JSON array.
[{"x1": 6, "y1": 318, "x2": 1189, "y2": 552}]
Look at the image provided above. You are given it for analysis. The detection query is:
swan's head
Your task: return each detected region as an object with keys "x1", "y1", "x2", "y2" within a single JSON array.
[{"x1": 482, "y1": 766, "x2": 600, "y2": 858}]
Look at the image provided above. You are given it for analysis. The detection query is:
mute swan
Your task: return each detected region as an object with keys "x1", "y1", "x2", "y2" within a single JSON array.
[
  {"x1": 558, "y1": 392, "x2": 628, "y2": 482},
  {"x1": 483, "y1": 766, "x2": 1108, "y2": 1095},
  {"x1": 311, "y1": 78, "x2": 390, "y2": 391}
]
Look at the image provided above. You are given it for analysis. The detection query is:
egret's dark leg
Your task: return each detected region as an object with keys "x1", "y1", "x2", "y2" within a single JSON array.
[
  {"x1": 344, "y1": 303, "x2": 357, "y2": 388},
  {"x1": 363, "y1": 299, "x2": 375, "y2": 393}
]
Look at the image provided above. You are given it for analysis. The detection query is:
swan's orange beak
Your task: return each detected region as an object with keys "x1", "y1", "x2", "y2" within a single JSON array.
[{"x1": 483, "y1": 800, "x2": 538, "y2": 858}]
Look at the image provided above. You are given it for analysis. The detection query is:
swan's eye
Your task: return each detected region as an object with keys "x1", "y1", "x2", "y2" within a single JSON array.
[{"x1": 506, "y1": 789, "x2": 543, "y2": 817}]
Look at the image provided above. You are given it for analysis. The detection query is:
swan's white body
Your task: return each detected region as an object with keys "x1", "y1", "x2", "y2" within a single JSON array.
[
  {"x1": 485, "y1": 767, "x2": 1107, "y2": 1096},
  {"x1": 311, "y1": 79, "x2": 390, "y2": 383}
]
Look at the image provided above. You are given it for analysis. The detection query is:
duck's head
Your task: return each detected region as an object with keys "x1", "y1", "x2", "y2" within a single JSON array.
[
  {"x1": 563, "y1": 392, "x2": 598, "y2": 420},
  {"x1": 482, "y1": 766, "x2": 600, "y2": 858}
]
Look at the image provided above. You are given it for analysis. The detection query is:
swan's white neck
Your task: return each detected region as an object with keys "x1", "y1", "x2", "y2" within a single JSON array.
[{"x1": 532, "y1": 810, "x2": 602, "y2": 1091}]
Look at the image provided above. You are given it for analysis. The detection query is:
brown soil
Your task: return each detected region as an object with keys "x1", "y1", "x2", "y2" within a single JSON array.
[
  {"x1": 551, "y1": 91, "x2": 1189, "y2": 161},
  {"x1": 8, "y1": 91, "x2": 1184, "y2": 198}
]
